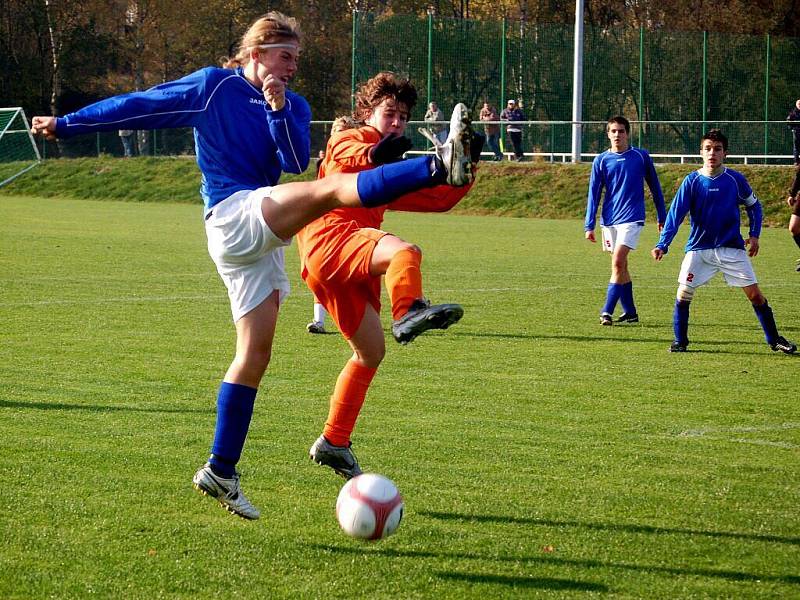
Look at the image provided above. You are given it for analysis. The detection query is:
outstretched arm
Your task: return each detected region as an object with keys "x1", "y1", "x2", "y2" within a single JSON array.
[{"x1": 31, "y1": 69, "x2": 215, "y2": 140}]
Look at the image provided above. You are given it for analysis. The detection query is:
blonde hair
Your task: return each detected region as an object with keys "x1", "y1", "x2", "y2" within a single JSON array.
[{"x1": 223, "y1": 12, "x2": 301, "y2": 69}]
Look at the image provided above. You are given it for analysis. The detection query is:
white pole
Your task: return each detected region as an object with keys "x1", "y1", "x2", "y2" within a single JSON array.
[{"x1": 571, "y1": 0, "x2": 584, "y2": 163}]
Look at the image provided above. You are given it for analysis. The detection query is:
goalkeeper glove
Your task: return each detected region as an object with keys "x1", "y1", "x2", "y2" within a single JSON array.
[{"x1": 369, "y1": 133, "x2": 412, "y2": 165}]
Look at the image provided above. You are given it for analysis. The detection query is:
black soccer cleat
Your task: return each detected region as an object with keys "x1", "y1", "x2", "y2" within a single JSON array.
[
  {"x1": 669, "y1": 341, "x2": 688, "y2": 353},
  {"x1": 617, "y1": 312, "x2": 639, "y2": 324},
  {"x1": 392, "y1": 299, "x2": 464, "y2": 345},
  {"x1": 770, "y1": 336, "x2": 797, "y2": 354},
  {"x1": 600, "y1": 313, "x2": 613, "y2": 326}
]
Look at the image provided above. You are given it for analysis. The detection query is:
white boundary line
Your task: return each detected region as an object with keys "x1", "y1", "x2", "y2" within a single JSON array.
[
  {"x1": 675, "y1": 423, "x2": 800, "y2": 449},
  {"x1": 0, "y1": 294, "x2": 221, "y2": 307}
]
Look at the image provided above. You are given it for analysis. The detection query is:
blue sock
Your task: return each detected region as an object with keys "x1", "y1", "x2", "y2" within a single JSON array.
[
  {"x1": 619, "y1": 282, "x2": 636, "y2": 315},
  {"x1": 752, "y1": 301, "x2": 779, "y2": 346},
  {"x1": 208, "y1": 382, "x2": 257, "y2": 478},
  {"x1": 673, "y1": 300, "x2": 690, "y2": 345},
  {"x1": 356, "y1": 156, "x2": 437, "y2": 207},
  {"x1": 601, "y1": 283, "x2": 622, "y2": 315}
]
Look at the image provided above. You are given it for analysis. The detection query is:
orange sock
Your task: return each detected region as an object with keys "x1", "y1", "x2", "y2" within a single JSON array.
[
  {"x1": 385, "y1": 247, "x2": 423, "y2": 320},
  {"x1": 323, "y1": 360, "x2": 377, "y2": 446}
]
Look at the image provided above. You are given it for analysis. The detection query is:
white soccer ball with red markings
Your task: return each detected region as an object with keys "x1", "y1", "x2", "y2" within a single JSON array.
[{"x1": 336, "y1": 473, "x2": 404, "y2": 540}]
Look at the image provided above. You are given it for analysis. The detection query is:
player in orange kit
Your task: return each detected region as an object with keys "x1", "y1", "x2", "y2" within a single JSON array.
[{"x1": 299, "y1": 72, "x2": 481, "y2": 478}]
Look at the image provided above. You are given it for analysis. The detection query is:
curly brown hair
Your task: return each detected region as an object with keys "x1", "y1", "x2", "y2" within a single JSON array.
[{"x1": 353, "y1": 72, "x2": 418, "y2": 123}]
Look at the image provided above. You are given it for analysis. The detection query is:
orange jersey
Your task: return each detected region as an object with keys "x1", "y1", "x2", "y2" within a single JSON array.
[{"x1": 296, "y1": 125, "x2": 472, "y2": 337}]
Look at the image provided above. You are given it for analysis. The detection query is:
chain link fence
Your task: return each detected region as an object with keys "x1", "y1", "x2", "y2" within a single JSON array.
[
  {"x1": 30, "y1": 12, "x2": 800, "y2": 164},
  {"x1": 353, "y1": 12, "x2": 800, "y2": 162}
]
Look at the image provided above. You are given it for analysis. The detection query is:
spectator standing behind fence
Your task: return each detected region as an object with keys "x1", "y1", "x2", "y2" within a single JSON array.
[
  {"x1": 787, "y1": 99, "x2": 800, "y2": 165},
  {"x1": 500, "y1": 99, "x2": 525, "y2": 161},
  {"x1": 425, "y1": 101, "x2": 447, "y2": 144},
  {"x1": 118, "y1": 129, "x2": 135, "y2": 157},
  {"x1": 480, "y1": 102, "x2": 503, "y2": 161},
  {"x1": 787, "y1": 164, "x2": 800, "y2": 271}
]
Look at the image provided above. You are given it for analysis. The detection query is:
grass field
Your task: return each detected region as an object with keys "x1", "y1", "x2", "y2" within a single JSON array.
[{"x1": 1, "y1": 194, "x2": 798, "y2": 599}]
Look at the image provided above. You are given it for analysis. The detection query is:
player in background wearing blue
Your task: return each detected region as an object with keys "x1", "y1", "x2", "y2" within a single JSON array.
[
  {"x1": 30, "y1": 13, "x2": 475, "y2": 520},
  {"x1": 585, "y1": 116, "x2": 666, "y2": 326},
  {"x1": 652, "y1": 129, "x2": 796, "y2": 354}
]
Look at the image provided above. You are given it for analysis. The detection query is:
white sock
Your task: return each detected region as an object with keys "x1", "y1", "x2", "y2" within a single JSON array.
[{"x1": 313, "y1": 303, "x2": 327, "y2": 325}]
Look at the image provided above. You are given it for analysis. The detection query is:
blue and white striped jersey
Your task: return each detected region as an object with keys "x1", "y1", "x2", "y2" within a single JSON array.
[
  {"x1": 584, "y1": 146, "x2": 667, "y2": 230},
  {"x1": 656, "y1": 167, "x2": 762, "y2": 253},
  {"x1": 54, "y1": 66, "x2": 311, "y2": 212}
]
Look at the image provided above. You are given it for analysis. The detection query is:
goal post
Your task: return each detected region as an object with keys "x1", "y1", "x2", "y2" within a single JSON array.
[{"x1": 0, "y1": 107, "x2": 41, "y2": 188}]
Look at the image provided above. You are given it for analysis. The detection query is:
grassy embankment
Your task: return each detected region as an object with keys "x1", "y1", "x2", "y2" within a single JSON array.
[{"x1": 2, "y1": 156, "x2": 796, "y2": 226}]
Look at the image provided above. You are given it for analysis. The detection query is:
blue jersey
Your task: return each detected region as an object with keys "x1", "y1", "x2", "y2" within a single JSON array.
[
  {"x1": 584, "y1": 147, "x2": 666, "y2": 230},
  {"x1": 54, "y1": 66, "x2": 311, "y2": 212},
  {"x1": 656, "y1": 168, "x2": 762, "y2": 254}
]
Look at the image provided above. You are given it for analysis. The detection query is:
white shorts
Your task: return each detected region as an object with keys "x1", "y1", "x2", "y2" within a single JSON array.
[
  {"x1": 205, "y1": 187, "x2": 291, "y2": 322},
  {"x1": 678, "y1": 247, "x2": 757, "y2": 288},
  {"x1": 601, "y1": 222, "x2": 643, "y2": 252}
]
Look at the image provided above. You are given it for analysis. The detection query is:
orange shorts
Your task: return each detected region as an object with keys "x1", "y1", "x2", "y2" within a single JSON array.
[{"x1": 301, "y1": 221, "x2": 387, "y2": 339}]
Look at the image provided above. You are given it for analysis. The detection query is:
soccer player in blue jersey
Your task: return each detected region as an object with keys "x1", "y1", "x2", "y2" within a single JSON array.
[
  {"x1": 585, "y1": 116, "x2": 666, "y2": 326},
  {"x1": 651, "y1": 129, "x2": 796, "y2": 354},
  {"x1": 30, "y1": 12, "x2": 476, "y2": 520}
]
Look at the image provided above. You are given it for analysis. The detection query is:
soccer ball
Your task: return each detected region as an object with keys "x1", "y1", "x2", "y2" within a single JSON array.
[{"x1": 336, "y1": 473, "x2": 404, "y2": 540}]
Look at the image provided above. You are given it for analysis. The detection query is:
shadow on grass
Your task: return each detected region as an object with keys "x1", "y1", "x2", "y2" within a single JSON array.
[
  {"x1": 419, "y1": 510, "x2": 800, "y2": 546},
  {"x1": 447, "y1": 331, "x2": 795, "y2": 356},
  {"x1": 435, "y1": 571, "x2": 607, "y2": 592},
  {"x1": 447, "y1": 330, "x2": 742, "y2": 346},
  {"x1": 0, "y1": 398, "x2": 209, "y2": 414},
  {"x1": 308, "y1": 541, "x2": 800, "y2": 587}
]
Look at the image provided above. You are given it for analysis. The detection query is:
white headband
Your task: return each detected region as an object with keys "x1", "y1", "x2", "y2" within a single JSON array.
[{"x1": 255, "y1": 43, "x2": 298, "y2": 50}]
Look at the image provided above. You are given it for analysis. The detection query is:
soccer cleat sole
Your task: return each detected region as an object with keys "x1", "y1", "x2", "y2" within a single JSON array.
[
  {"x1": 448, "y1": 106, "x2": 474, "y2": 186},
  {"x1": 310, "y1": 456, "x2": 360, "y2": 480}
]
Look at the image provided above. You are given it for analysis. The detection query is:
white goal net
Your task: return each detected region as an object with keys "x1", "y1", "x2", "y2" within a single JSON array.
[{"x1": 0, "y1": 107, "x2": 41, "y2": 188}]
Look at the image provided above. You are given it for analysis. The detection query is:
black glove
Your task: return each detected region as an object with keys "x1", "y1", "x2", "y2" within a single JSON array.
[
  {"x1": 470, "y1": 132, "x2": 485, "y2": 163},
  {"x1": 369, "y1": 133, "x2": 412, "y2": 165}
]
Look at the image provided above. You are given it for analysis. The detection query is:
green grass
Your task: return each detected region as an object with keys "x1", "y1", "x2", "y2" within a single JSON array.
[
  {"x1": 1, "y1": 157, "x2": 797, "y2": 226},
  {"x1": 1, "y1": 194, "x2": 798, "y2": 599}
]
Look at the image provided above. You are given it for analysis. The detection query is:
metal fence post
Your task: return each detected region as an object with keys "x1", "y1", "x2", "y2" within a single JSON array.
[
  {"x1": 351, "y1": 10, "x2": 358, "y2": 112},
  {"x1": 638, "y1": 26, "x2": 644, "y2": 147},
  {"x1": 426, "y1": 10, "x2": 433, "y2": 107},
  {"x1": 702, "y1": 30, "x2": 708, "y2": 134},
  {"x1": 500, "y1": 18, "x2": 507, "y2": 155},
  {"x1": 764, "y1": 33, "x2": 770, "y2": 162},
  {"x1": 500, "y1": 18, "x2": 506, "y2": 106},
  {"x1": 571, "y1": 0, "x2": 584, "y2": 163}
]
